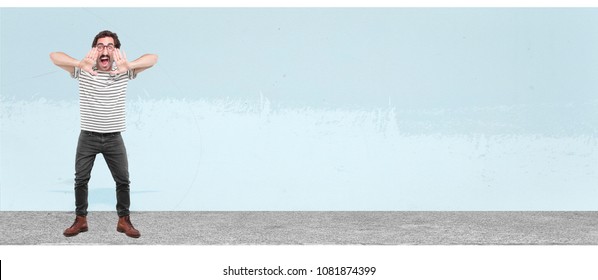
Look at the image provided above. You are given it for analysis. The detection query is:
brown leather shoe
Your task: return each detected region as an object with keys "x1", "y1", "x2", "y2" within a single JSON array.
[
  {"x1": 117, "y1": 215, "x2": 141, "y2": 238},
  {"x1": 63, "y1": 215, "x2": 88, "y2": 237}
]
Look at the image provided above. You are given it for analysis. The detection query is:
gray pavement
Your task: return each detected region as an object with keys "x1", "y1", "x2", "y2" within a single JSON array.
[{"x1": 1, "y1": 211, "x2": 597, "y2": 245}]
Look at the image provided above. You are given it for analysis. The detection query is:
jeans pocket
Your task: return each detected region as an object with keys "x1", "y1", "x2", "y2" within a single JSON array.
[{"x1": 109, "y1": 132, "x2": 121, "y2": 139}]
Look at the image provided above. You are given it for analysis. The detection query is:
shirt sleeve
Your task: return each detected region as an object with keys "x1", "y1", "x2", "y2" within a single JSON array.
[
  {"x1": 127, "y1": 69, "x2": 137, "y2": 80},
  {"x1": 71, "y1": 67, "x2": 81, "y2": 79}
]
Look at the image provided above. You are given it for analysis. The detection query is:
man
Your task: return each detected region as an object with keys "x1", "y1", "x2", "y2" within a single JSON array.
[{"x1": 50, "y1": 30, "x2": 158, "y2": 238}]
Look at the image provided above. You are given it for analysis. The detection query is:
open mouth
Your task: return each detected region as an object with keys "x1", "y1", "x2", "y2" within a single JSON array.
[{"x1": 99, "y1": 55, "x2": 111, "y2": 68}]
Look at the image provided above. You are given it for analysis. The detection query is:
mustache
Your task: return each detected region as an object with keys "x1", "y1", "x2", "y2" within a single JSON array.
[{"x1": 99, "y1": 55, "x2": 110, "y2": 60}]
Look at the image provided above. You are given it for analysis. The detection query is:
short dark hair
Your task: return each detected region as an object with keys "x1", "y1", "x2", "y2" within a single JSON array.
[{"x1": 92, "y1": 30, "x2": 121, "y2": 49}]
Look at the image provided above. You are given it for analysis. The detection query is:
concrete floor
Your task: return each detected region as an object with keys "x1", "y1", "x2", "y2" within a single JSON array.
[{"x1": 1, "y1": 211, "x2": 597, "y2": 245}]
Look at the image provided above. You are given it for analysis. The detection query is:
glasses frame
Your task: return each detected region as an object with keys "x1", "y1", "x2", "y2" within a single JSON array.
[{"x1": 96, "y1": 43, "x2": 115, "y2": 52}]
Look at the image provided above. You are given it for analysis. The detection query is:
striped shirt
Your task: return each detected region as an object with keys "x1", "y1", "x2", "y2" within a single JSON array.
[{"x1": 72, "y1": 68, "x2": 136, "y2": 133}]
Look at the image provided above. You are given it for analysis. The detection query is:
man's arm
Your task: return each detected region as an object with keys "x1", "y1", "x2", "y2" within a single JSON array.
[
  {"x1": 49, "y1": 52, "x2": 79, "y2": 73},
  {"x1": 129, "y1": 54, "x2": 159, "y2": 74},
  {"x1": 50, "y1": 49, "x2": 98, "y2": 75},
  {"x1": 111, "y1": 50, "x2": 158, "y2": 75}
]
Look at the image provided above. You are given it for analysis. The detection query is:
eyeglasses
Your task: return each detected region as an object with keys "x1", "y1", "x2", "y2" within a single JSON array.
[{"x1": 96, "y1": 44, "x2": 115, "y2": 52}]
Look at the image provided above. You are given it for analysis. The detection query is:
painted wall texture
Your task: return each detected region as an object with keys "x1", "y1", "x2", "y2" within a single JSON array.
[{"x1": 1, "y1": 8, "x2": 597, "y2": 210}]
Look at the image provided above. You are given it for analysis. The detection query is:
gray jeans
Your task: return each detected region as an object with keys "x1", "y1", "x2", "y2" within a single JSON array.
[{"x1": 74, "y1": 130, "x2": 131, "y2": 217}]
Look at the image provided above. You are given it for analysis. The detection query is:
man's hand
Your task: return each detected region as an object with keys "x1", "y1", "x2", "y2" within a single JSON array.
[
  {"x1": 111, "y1": 49, "x2": 130, "y2": 75},
  {"x1": 79, "y1": 48, "x2": 98, "y2": 75}
]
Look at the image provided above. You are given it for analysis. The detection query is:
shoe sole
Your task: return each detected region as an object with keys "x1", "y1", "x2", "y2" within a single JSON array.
[
  {"x1": 63, "y1": 227, "x2": 88, "y2": 237},
  {"x1": 117, "y1": 227, "x2": 141, "y2": 238}
]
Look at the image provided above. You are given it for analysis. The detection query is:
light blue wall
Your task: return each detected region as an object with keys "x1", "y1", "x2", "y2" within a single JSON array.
[{"x1": 1, "y1": 8, "x2": 597, "y2": 210}]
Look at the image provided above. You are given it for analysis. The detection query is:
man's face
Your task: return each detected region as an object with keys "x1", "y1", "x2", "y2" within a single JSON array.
[{"x1": 95, "y1": 37, "x2": 115, "y2": 71}]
